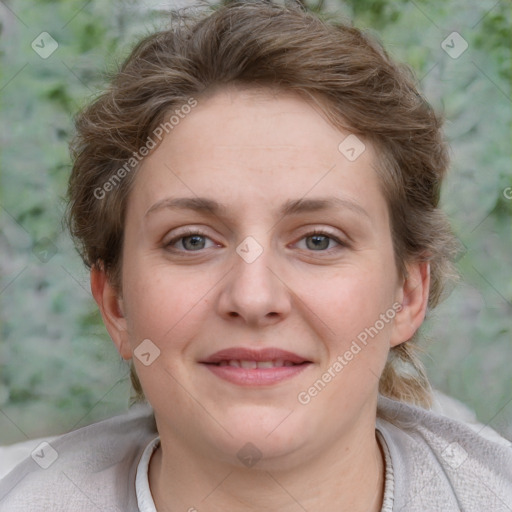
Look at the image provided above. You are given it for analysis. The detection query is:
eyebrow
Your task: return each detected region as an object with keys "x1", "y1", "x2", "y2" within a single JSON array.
[{"x1": 144, "y1": 196, "x2": 370, "y2": 220}]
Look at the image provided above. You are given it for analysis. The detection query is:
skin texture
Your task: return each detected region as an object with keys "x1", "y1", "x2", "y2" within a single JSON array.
[{"x1": 91, "y1": 86, "x2": 429, "y2": 511}]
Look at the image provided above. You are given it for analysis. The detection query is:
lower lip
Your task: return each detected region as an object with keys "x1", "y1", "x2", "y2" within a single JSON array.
[{"x1": 201, "y1": 363, "x2": 311, "y2": 386}]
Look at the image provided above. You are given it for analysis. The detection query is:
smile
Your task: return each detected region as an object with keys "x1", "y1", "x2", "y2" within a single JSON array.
[
  {"x1": 215, "y1": 359, "x2": 300, "y2": 368},
  {"x1": 200, "y1": 347, "x2": 312, "y2": 386}
]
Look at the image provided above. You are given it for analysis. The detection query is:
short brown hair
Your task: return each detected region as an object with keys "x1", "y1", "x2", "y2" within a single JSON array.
[{"x1": 67, "y1": 1, "x2": 458, "y2": 407}]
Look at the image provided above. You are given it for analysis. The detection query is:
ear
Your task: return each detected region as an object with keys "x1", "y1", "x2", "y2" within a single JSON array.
[
  {"x1": 90, "y1": 264, "x2": 132, "y2": 360},
  {"x1": 390, "y1": 261, "x2": 430, "y2": 347}
]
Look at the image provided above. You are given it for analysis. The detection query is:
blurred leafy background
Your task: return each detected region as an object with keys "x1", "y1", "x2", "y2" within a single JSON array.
[{"x1": 0, "y1": 0, "x2": 510, "y2": 444}]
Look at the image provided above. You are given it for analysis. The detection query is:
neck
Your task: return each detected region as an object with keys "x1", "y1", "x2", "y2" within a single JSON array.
[{"x1": 149, "y1": 421, "x2": 385, "y2": 512}]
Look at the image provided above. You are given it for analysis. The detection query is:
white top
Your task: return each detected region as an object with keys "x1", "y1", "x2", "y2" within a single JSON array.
[
  {"x1": 136, "y1": 436, "x2": 160, "y2": 512},
  {"x1": 134, "y1": 431, "x2": 396, "y2": 511}
]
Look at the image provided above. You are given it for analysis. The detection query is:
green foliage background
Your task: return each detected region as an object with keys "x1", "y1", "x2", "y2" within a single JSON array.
[{"x1": 0, "y1": 0, "x2": 511, "y2": 444}]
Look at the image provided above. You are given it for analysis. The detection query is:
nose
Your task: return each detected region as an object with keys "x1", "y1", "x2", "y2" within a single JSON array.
[{"x1": 216, "y1": 237, "x2": 291, "y2": 328}]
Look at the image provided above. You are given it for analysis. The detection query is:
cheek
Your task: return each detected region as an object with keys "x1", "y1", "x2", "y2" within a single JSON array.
[
  {"x1": 308, "y1": 278, "x2": 395, "y2": 403},
  {"x1": 313, "y1": 267, "x2": 396, "y2": 328},
  {"x1": 122, "y1": 260, "x2": 212, "y2": 346},
  {"x1": 303, "y1": 266, "x2": 397, "y2": 381}
]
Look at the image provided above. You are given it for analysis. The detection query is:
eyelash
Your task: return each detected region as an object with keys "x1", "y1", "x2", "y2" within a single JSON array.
[{"x1": 165, "y1": 228, "x2": 347, "y2": 254}]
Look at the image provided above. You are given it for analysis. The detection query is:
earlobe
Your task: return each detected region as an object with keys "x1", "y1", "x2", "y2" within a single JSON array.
[
  {"x1": 390, "y1": 261, "x2": 430, "y2": 347},
  {"x1": 90, "y1": 264, "x2": 132, "y2": 360}
]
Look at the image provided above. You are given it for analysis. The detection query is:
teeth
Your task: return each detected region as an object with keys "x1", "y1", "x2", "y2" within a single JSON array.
[{"x1": 222, "y1": 360, "x2": 298, "y2": 368}]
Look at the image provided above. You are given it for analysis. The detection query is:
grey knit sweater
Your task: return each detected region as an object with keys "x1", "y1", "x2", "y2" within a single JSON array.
[{"x1": 0, "y1": 395, "x2": 511, "y2": 511}]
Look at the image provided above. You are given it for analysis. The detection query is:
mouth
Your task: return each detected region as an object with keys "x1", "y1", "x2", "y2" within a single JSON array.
[
  {"x1": 212, "y1": 359, "x2": 306, "y2": 368},
  {"x1": 199, "y1": 347, "x2": 312, "y2": 386}
]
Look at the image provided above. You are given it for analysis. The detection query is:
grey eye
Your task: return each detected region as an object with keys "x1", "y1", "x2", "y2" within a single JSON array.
[
  {"x1": 305, "y1": 234, "x2": 331, "y2": 250},
  {"x1": 181, "y1": 235, "x2": 207, "y2": 251}
]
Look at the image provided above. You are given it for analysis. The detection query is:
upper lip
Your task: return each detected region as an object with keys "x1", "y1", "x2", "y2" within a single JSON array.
[{"x1": 200, "y1": 347, "x2": 311, "y2": 364}]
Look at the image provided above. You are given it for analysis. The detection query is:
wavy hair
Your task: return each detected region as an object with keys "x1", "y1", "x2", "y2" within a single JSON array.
[{"x1": 67, "y1": 1, "x2": 459, "y2": 408}]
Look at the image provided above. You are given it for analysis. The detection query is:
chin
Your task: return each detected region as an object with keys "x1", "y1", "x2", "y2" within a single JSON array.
[{"x1": 210, "y1": 406, "x2": 313, "y2": 469}]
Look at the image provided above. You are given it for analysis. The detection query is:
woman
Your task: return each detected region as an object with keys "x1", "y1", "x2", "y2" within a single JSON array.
[{"x1": 0, "y1": 1, "x2": 510, "y2": 511}]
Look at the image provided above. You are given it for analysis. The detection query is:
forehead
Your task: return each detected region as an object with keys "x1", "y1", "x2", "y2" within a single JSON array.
[
  {"x1": 127, "y1": 86, "x2": 386, "y2": 223},
  {"x1": 176, "y1": 85, "x2": 348, "y2": 162}
]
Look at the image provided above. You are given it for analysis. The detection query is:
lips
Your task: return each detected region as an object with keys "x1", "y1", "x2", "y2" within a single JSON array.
[
  {"x1": 218, "y1": 360, "x2": 297, "y2": 368},
  {"x1": 200, "y1": 347, "x2": 312, "y2": 386},
  {"x1": 200, "y1": 347, "x2": 310, "y2": 366}
]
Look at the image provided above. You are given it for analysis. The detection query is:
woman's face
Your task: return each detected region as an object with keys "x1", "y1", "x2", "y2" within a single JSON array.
[{"x1": 97, "y1": 86, "x2": 426, "y2": 469}]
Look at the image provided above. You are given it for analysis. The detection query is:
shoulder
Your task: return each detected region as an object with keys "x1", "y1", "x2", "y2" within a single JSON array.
[
  {"x1": 376, "y1": 395, "x2": 512, "y2": 511},
  {"x1": 0, "y1": 403, "x2": 157, "y2": 512}
]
